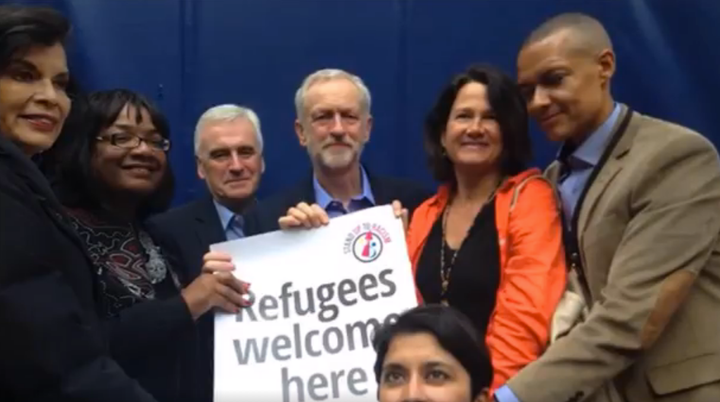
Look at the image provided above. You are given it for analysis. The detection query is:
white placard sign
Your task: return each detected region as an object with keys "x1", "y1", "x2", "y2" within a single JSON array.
[{"x1": 210, "y1": 205, "x2": 419, "y2": 402}]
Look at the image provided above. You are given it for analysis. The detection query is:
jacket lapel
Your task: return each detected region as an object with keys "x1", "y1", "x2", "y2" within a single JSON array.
[
  {"x1": 576, "y1": 105, "x2": 635, "y2": 235},
  {"x1": 194, "y1": 196, "x2": 227, "y2": 247},
  {"x1": 303, "y1": 172, "x2": 318, "y2": 204},
  {"x1": 544, "y1": 160, "x2": 562, "y2": 184},
  {"x1": 365, "y1": 167, "x2": 389, "y2": 205}
]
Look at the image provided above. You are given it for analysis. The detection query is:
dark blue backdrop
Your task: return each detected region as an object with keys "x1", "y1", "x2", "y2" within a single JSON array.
[{"x1": 8, "y1": 0, "x2": 720, "y2": 205}]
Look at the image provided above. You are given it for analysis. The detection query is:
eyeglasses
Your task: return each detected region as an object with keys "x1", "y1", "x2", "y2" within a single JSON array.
[{"x1": 97, "y1": 133, "x2": 171, "y2": 152}]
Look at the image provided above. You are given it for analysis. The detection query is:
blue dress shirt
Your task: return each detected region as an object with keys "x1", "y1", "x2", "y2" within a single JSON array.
[
  {"x1": 558, "y1": 103, "x2": 621, "y2": 221},
  {"x1": 494, "y1": 385, "x2": 521, "y2": 402},
  {"x1": 313, "y1": 166, "x2": 376, "y2": 218},
  {"x1": 214, "y1": 201, "x2": 245, "y2": 241},
  {"x1": 493, "y1": 103, "x2": 620, "y2": 402}
]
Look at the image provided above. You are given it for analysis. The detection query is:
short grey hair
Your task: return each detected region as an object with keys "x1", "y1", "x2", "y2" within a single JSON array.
[
  {"x1": 294, "y1": 68, "x2": 372, "y2": 119},
  {"x1": 194, "y1": 104, "x2": 264, "y2": 155}
]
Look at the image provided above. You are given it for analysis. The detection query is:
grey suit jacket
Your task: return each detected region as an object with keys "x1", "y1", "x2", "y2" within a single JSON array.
[{"x1": 506, "y1": 104, "x2": 720, "y2": 402}]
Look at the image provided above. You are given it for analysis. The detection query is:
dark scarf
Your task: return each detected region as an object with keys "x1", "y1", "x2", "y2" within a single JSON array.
[{"x1": 64, "y1": 207, "x2": 181, "y2": 317}]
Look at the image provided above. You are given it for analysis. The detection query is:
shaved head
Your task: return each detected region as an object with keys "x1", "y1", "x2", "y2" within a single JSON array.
[
  {"x1": 516, "y1": 12, "x2": 617, "y2": 144},
  {"x1": 523, "y1": 13, "x2": 613, "y2": 57}
]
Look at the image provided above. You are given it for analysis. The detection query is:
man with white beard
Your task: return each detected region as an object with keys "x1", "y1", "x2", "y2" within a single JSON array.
[{"x1": 243, "y1": 68, "x2": 431, "y2": 235}]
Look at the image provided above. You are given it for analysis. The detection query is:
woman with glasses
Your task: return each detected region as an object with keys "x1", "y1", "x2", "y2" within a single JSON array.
[{"x1": 45, "y1": 89, "x2": 250, "y2": 402}]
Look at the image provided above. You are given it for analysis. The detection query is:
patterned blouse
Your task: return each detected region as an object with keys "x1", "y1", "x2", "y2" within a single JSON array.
[{"x1": 65, "y1": 207, "x2": 182, "y2": 317}]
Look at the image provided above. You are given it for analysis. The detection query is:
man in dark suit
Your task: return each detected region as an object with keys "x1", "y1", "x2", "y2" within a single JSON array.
[
  {"x1": 244, "y1": 68, "x2": 431, "y2": 235},
  {"x1": 149, "y1": 104, "x2": 264, "y2": 281},
  {"x1": 147, "y1": 104, "x2": 264, "y2": 402}
]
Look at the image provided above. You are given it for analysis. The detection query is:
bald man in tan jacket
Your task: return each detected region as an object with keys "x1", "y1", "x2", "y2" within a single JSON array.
[{"x1": 494, "y1": 12, "x2": 720, "y2": 402}]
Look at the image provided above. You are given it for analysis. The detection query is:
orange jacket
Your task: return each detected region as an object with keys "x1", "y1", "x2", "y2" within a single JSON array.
[{"x1": 406, "y1": 168, "x2": 567, "y2": 391}]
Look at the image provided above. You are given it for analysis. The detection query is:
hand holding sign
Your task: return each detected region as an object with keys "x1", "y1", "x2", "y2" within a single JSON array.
[
  {"x1": 211, "y1": 205, "x2": 418, "y2": 402},
  {"x1": 181, "y1": 272, "x2": 250, "y2": 320},
  {"x1": 279, "y1": 200, "x2": 408, "y2": 232},
  {"x1": 391, "y1": 200, "x2": 409, "y2": 232},
  {"x1": 279, "y1": 202, "x2": 330, "y2": 229},
  {"x1": 202, "y1": 251, "x2": 236, "y2": 273}
]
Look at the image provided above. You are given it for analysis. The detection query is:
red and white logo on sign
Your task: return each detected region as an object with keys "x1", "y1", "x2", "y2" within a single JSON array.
[{"x1": 343, "y1": 222, "x2": 392, "y2": 263}]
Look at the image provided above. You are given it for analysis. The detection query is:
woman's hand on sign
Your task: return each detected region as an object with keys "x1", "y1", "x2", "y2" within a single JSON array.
[
  {"x1": 182, "y1": 251, "x2": 251, "y2": 320},
  {"x1": 278, "y1": 202, "x2": 329, "y2": 229},
  {"x1": 201, "y1": 251, "x2": 235, "y2": 273},
  {"x1": 182, "y1": 272, "x2": 251, "y2": 320},
  {"x1": 392, "y1": 200, "x2": 409, "y2": 232}
]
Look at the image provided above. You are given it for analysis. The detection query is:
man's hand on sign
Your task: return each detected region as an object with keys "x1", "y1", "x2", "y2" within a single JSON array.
[
  {"x1": 180, "y1": 251, "x2": 252, "y2": 320},
  {"x1": 391, "y1": 199, "x2": 409, "y2": 232},
  {"x1": 202, "y1": 251, "x2": 235, "y2": 273},
  {"x1": 279, "y1": 202, "x2": 329, "y2": 229},
  {"x1": 278, "y1": 200, "x2": 408, "y2": 231}
]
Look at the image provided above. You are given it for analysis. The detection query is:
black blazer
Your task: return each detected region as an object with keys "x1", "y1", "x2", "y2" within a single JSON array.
[
  {"x1": 145, "y1": 196, "x2": 225, "y2": 402},
  {"x1": 0, "y1": 137, "x2": 157, "y2": 402},
  {"x1": 244, "y1": 168, "x2": 433, "y2": 236},
  {"x1": 98, "y1": 221, "x2": 202, "y2": 402}
]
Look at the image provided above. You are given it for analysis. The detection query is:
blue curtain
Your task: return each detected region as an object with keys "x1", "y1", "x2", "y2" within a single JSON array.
[{"x1": 10, "y1": 0, "x2": 720, "y2": 204}]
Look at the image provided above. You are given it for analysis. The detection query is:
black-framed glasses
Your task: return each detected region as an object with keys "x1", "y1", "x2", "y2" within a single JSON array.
[{"x1": 97, "y1": 133, "x2": 171, "y2": 152}]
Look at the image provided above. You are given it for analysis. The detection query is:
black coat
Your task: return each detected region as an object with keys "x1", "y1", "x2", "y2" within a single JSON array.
[
  {"x1": 146, "y1": 196, "x2": 225, "y2": 402},
  {"x1": 97, "y1": 219, "x2": 203, "y2": 402},
  {"x1": 0, "y1": 136, "x2": 157, "y2": 402}
]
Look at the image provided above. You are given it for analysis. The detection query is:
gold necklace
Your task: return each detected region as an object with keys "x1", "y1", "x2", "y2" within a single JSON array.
[{"x1": 439, "y1": 180, "x2": 502, "y2": 306}]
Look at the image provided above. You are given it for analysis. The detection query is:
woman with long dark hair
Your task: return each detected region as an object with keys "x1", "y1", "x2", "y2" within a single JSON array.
[
  {"x1": 405, "y1": 65, "x2": 566, "y2": 390},
  {"x1": 0, "y1": 5, "x2": 156, "y2": 401}
]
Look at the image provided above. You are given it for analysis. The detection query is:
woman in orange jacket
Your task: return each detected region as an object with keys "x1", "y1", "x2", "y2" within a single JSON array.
[{"x1": 406, "y1": 64, "x2": 566, "y2": 391}]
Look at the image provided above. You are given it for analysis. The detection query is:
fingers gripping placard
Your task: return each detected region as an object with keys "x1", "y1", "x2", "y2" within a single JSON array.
[{"x1": 211, "y1": 205, "x2": 418, "y2": 402}]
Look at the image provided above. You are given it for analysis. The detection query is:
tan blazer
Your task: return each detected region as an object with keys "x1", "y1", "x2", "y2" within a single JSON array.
[{"x1": 506, "y1": 104, "x2": 720, "y2": 402}]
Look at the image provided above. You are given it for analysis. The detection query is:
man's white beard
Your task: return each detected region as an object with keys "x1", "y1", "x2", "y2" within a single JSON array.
[
  {"x1": 319, "y1": 148, "x2": 355, "y2": 170},
  {"x1": 310, "y1": 143, "x2": 365, "y2": 172}
]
